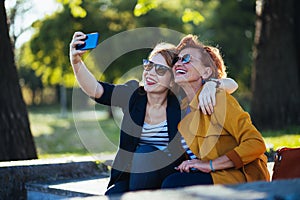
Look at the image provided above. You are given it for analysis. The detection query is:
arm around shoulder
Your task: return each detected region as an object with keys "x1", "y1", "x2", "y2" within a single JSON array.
[
  {"x1": 213, "y1": 77, "x2": 238, "y2": 94},
  {"x1": 198, "y1": 77, "x2": 238, "y2": 115}
]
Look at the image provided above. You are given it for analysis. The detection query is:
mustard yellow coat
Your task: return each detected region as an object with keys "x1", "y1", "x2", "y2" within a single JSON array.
[{"x1": 178, "y1": 88, "x2": 270, "y2": 184}]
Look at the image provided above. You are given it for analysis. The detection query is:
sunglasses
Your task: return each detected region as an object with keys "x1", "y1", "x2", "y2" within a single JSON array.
[
  {"x1": 143, "y1": 59, "x2": 171, "y2": 76},
  {"x1": 172, "y1": 54, "x2": 191, "y2": 65}
]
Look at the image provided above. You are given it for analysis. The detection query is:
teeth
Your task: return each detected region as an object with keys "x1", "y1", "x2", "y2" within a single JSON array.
[
  {"x1": 146, "y1": 78, "x2": 156, "y2": 83},
  {"x1": 176, "y1": 69, "x2": 186, "y2": 74}
]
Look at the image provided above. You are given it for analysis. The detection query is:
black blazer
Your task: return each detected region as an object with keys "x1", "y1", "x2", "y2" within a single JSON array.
[{"x1": 94, "y1": 80, "x2": 185, "y2": 188}]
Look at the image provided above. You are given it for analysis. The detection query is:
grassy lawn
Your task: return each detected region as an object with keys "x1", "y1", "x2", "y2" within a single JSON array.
[
  {"x1": 28, "y1": 106, "x2": 300, "y2": 159},
  {"x1": 28, "y1": 105, "x2": 120, "y2": 159},
  {"x1": 261, "y1": 126, "x2": 300, "y2": 150}
]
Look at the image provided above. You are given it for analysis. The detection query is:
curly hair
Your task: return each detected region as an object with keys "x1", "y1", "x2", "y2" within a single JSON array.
[
  {"x1": 203, "y1": 46, "x2": 227, "y2": 78},
  {"x1": 176, "y1": 34, "x2": 227, "y2": 79}
]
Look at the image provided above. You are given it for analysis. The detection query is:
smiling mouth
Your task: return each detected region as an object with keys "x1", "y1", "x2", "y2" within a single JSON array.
[
  {"x1": 146, "y1": 77, "x2": 157, "y2": 85},
  {"x1": 175, "y1": 69, "x2": 187, "y2": 75}
]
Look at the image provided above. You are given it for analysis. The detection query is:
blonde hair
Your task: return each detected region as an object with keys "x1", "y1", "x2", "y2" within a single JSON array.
[
  {"x1": 204, "y1": 46, "x2": 227, "y2": 78},
  {"x1": 176, "y1": 34, "x2": 227, "y2": 79},
  {"x1": 149, "y1": 42, "x2": 177, "y2": 67}
]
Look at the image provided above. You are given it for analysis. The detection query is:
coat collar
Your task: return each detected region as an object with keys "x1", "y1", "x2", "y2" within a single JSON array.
[
  {"x1": 166, "y1": 94, "x2": 181, "y2": 141},
  {"x1": 130, "y1": 92, "x2": 147, "y2": 129},
  {"x1": 181, "y1": 86, "x2": 203, "y2": 111}
]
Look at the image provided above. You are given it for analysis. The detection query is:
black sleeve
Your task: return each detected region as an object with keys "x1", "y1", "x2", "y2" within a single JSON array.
[{"x1": 93, "y1": 80, "x2": 139, "y2": 108}]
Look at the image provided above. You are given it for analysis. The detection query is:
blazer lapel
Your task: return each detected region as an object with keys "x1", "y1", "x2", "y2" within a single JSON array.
[
  {"x1": 129, "y1": 93, "x2": 147, "y2": 138},
  {"x1": 166, "y1": 95, "x2": 181, "y2": 141}
]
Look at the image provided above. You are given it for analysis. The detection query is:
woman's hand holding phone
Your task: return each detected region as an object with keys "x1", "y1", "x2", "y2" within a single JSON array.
[
  {"x1": 70, "y1": 32, "x2": 87, "y2": 67},
  {"x1": 70, "y1": 32, "x2": 98, "y2": 65},
  {"x1": 75, "y1": 32, "x2": 99, "y2": 50}
]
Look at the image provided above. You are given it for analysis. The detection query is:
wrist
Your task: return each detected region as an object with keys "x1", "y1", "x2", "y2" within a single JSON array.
[
  {"x1": 207, "y1": 78, "x2": 221, "y2": 89},
  {"x1": 72, "y1": 60, "x2": 83, "y2": 73},
  {"x1": 209, "y1": 160, "x2": 215, "y2": 172}
]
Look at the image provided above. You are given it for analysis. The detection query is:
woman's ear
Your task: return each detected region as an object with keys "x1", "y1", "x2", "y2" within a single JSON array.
[{"x1": 202, "y1": 67, "x2": 213, "y2": 80}]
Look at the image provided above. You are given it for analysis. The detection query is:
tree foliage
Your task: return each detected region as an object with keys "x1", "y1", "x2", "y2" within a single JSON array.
[
  {"x1": 6, "y1": 0, "x2": 32, "y2": 49},
  {"x1": 17, "y1": 0, "x2": 259, "y2": 108},
  {"x1": 204, "y1": 0, "x2": 256, "y2": 90},
  {"x1": 19, "y1": 0, "x2": 256, "y2": 91},
  {"x1": 14, "y1": 0, "x2": 299, "y2": 128},
  {"x1": 19, "y1": 0, "x2": 214, "y2": 87}
]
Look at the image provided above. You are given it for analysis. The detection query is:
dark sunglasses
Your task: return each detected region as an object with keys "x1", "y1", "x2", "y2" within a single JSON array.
[
  {"x1": 172, "y1": 54, "x2": 191, "y2": 65},
  {"x1": 143, "y1": 59, "x2": 171, "y2": 76}
]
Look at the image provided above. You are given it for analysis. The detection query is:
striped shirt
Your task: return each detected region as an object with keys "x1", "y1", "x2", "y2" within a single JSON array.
[
  {"x1": 181, "y1": 137, "x2": 197, "y2": 159},
  {"x1": 139, "y1": 120, "x2": 169, "y2": 150}
]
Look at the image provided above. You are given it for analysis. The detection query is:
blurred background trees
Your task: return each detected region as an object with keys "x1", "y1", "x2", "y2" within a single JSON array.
[
  {"x1": 2, "y1": 0, "x2": 299, "y2": 160},
  {"x1": 13, "y1": 0, "x2": 258, "y2": 106},
  {"x1": 251, "y1": 0, "x2": 300, "y2": 129}
]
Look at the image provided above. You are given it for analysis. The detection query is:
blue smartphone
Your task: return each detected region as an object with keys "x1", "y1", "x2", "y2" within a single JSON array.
[{"x1": 76, "y1": 32, "x2": 99, "y2": 50}]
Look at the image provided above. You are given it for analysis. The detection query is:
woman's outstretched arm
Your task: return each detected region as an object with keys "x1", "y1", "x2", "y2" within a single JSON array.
[{"x1": 69, "y1": 31, "x2": 103, "y2": 98}]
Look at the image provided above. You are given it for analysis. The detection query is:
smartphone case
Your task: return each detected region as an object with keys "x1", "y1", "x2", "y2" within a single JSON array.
[{"x1": 76, "y1": 32, "x2": 99, "y2": 50}]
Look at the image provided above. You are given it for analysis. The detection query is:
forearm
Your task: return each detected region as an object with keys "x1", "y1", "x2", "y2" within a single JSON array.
[
  {"x1": 219, "y1": 78, "x2": 238, "y2": 94},
  {"x1": 176, "y1": 155, "x2": 235, "y2": 173},
  {"x1": 72, "y1": 60, "x2": 103, "y2": 98},
  {"x1": 210, "y1": 155, "x2": 235, "y2": 171}
]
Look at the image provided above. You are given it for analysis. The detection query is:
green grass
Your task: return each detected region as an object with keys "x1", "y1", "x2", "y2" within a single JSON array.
[
  {"x1": 28, "y1": 105, "x2": 120, "y2": 159},
  {"x1": 261, "y1": 126, "x2": 300, "y2": 151},
  {"x1": 28, "y1": 106, "x2": 300, "y2": 158}
]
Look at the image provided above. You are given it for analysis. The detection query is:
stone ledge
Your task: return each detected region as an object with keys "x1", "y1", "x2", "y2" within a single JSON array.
[
  {"x1": 0, "y1": 156, "x2": 108, "y2": 199},
  {"x1": 26, "y1": 175, "x2": 109, "y2": 198},
  {"x1": 74, "y1": 178, "x2": 300, "y2": 200},
  {"x1": 0, "y1": 158, "x2": 280, "y2": 199}
]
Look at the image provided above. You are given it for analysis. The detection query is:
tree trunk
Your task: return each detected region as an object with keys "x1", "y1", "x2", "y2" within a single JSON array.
[
  {"x1": 251, "y1": 0, "x2": 300, "y2": 129},
  {"x1": 0, "y1": 1, "x2": 37, "y2": 161}
]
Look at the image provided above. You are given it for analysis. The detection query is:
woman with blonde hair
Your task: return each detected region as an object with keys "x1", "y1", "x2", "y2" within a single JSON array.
[{"x1": 162, "y1": 34, "x2": 269, "y2": 188}]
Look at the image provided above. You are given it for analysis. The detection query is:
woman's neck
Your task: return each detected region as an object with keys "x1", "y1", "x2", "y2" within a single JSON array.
[
  {"x1": 146, "y1": 91, "x2": 168, "y2": 107},
  {"x1": 180, "y1": 80, "x2": 202, "y2": 102},
  {"x1": 145, "y1": 91, "x2": 168, "y2": 125}
]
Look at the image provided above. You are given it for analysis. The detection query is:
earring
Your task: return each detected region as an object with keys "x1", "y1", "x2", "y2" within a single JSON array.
[{"x1": 200, "y1": 76, "x2": 206, "y2": 85}]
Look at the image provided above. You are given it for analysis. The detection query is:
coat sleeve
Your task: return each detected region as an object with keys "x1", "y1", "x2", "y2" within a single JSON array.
[
  {"x1": 93, "y1": 80, "x2": 139, "y2": 108},
  {"x1": 215, "y1": 91, "x2": 266, "y2": 169}
]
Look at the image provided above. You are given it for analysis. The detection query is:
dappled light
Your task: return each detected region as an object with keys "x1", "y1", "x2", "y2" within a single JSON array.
[
  {"x1": 1, "y1": 1, "x2": 300, "y2": 199},
  {"x1": 2, "y1": 0, "x2": 300, "y2": 161}
]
